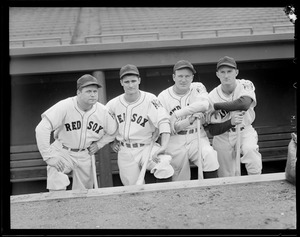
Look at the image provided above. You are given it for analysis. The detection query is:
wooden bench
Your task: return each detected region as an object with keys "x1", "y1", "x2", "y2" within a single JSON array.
[
  {"x1": 10, "y1": 145, "x2": 101, "y2": 183},
  {"x1": 256, "y1": 125, "x2": 296, "y2": 162},
  {"x1": 10, "y1": 125, "x2": 296, "y2": 187},
  {"x1": 10, "y1": 144, "x2": 47, "y2": 183},
  {"x1": 190, "y1": 125, "x2": 296, "y2": 169},
  {"x1": 10, "y1": 143, "x2": 117, "y2": 188}
]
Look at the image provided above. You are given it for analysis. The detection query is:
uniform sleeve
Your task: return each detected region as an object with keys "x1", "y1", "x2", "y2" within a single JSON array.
[
  {"x1": 105, "y1": 99, "x2": 114, "y2": 113},
  {"x1": 206, "y1": 119, "x2": 234, "y2": 136},
  {"x1": 239, "y1": 79, "x2": 257, "y2": 107},
  {"x1": 174, "y1": 83, "x2": 209, "y2": 118},
  {"x1": 35, "y1": 117, "x2": 53, "y2": 161},
  {"x1": 174, "y1": 117, "x2": 191, "y2": 132},
  {"x1": 157, "y1": 92, "x2": 168, "y2": 111},
  {"x1": 41, "y1": 100, "x2": 67, "y2": 130},
  {"x1": 103, "y1": 106, "x2": 118, "y2": 135},
  {"x1": 147, "y1": 96, "x2": 171, "y2": 134},
  {"x1": 96, "y1": 104, "x2": 118, "y2": 149},
  {"x1": 95, "y1": 132, "x2": 117, "y2": 149},
  {"x1": 214, "y1": 96, "x2": 253, "y2": 111}
]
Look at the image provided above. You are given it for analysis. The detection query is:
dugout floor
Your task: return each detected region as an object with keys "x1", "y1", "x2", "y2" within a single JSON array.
[{"x1": 10, "y1": 173, "x2": 296, "y2": 230}]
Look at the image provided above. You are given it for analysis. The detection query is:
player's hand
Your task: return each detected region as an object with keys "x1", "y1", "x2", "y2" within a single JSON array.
[
  {"x1": 169, "y1": 113, "x2": 177, "y2": 131},
  {"x1": 151, "y1": 146, "x2": 168, "y2": 163},
  {"x1": 110, "y1": 140, "x2": 120, "y2": 153},
  {"x1": 230, "y1": 111, "x2": 245, "y2": 126},
  {"x1": 211, "y1": 110, "x2": 221, "y2": 120},
  {"x1": 152, "y1": 149, "x2": 162, "y2": 163},
  {"x1": 46, "y1": 157, "x2": 65, "y2": 172},
  {"x1": 191, "y1": 112, "x2": 206, "y2": 124},
  {"x1": 88, "y1": 142, "x2": 99, "y2": 155},
  {"x1": 170, "y1": 113, "x2": 180, "y2": 134}
]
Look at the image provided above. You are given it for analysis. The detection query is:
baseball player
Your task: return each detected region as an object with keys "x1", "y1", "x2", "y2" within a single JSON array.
[
  {"x1": 158, "y1": 60, "x2": 219, "y2": 181},
  {"x1": 206, "y1": 56, "x2": 262, "y2": 177},
  {"x1": 107, "y1": 64, "x2": 174, "y2": 186},
  {"x1": 35, "y1": 74, "x2": 118, "y2": 191}
]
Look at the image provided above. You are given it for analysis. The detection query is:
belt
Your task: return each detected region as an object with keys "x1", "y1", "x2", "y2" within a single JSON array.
[
  {"x1": 120, "y1": 142, "x2": 145, "y2": 148},
  {"x1": 177, "y1": 128, "x2": 198, "y2": 135},
  {"x1": 229, "y1": 127, "x2": 245, "y2": 133},
  {"x1": 62, "y1": 145, "x2": 86, "y2": 152}
]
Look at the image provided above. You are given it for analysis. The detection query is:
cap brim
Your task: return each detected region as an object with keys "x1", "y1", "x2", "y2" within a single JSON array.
[
  {"x1": 175, "y1": 66, "x2": 196, "y2": 74},
  {"x1": 79, "y1": 82, "x2": 101, "y2": 89},
  {"x1": 120, "y1": 71, "x2": 140, "y2": 79},
  {"x1": 217, "y1": 63, "x2": 236, "y2": 69}
]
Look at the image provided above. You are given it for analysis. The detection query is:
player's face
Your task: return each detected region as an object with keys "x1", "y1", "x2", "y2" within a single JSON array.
[
  {"x1": 216, "y1": 66, "x2": 239, "y2": 85},
  {"x1": 120, "y1": 75, "x2": 140, "y2": 95},
  {"x1": 173, "y1": 68, "x2": 194, "y2": 94},
  {"x1": 77, "y1": 85, "x2": 99, "y2": 105}
]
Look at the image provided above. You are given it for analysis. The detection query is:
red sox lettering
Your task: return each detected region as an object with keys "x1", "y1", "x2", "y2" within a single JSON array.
[
  {"x1": 116, "y1": 113, "x2": 149, "y2": 127},
  {"x1": 64, "y1": 120, "x2": 104, "y2": 133},
  {"x1": 169, "y1": 105, "x2": 181, "y2": 116}
]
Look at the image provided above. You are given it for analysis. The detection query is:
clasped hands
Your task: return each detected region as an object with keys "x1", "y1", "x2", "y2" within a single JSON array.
[{"x1": 170, "y1": 112, "x2": 206, "y2": 134}]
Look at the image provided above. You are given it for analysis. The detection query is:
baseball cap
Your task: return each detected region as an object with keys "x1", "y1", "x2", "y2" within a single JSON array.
[
  {"x1": 173, "y1": 60, "x2": 196, "y2": 74},
  {"x1": 77, "y1": 74, "x2": 101, "y2": 89},
  {"x1": 217, "y1": 56, "x2": 237, "y2": 70},
  {"x1": 120, "y1": 64, "x2": 140, "y2": 79}
]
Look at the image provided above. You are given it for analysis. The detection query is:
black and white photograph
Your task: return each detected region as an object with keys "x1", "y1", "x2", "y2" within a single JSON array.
[{"x1": 3, "y1": 5, "x2": 297, "y2": 234}]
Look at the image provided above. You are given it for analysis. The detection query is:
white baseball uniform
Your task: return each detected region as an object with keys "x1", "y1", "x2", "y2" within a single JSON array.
[
  {"x1": 35, "y1": 96, "x2": 117, "y2": 190},
  {"x1": 208, "y1": 79, "x2": 262, "y2": 177},
  {"x1": 106, "y1": 90, "x2": 172, "y2": 186},
  {"x1": 158, "y1": 82, "x2": 219, "y2": 181}
]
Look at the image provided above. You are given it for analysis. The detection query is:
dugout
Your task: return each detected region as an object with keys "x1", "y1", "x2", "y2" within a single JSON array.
[
  {"x1": 8, "y1": 7, "x2": 296, "y2": 194},
  {"x1": 11, "y1": 58, "x2": 296, "y2": 146}
]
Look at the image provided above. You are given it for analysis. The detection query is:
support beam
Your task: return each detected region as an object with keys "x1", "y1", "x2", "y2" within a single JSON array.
[{"x1": 92, "y1": 70, "x2": 113, "y2": 188}]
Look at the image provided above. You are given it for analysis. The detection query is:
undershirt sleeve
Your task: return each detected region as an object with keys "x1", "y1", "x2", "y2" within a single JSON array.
[
  {"x1": 205, "y1": 119, "x2": 234, "y2": 136},
  {"x1": 213, "y1": 96, "x2": 253, "y2": 112}
]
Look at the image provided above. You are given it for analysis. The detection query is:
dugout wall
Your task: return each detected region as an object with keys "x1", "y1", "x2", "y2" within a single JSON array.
[{"x1": 10, "y1": 59, "x2": 296, "y2": 145}]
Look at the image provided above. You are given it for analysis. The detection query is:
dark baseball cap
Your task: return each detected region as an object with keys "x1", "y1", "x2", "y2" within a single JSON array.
[
  {"x1": 173, "y1": 60, "x2": 196, "y2": 74},
  {"x1": 217, "y1": 56, "x2": 237, "y2": 70},
  {"x1": 120, "y1": 64, "x2": 140, "y2": 79},
  {"x1": 77, "y1": 74, "x2": 101, "y2": 89}
]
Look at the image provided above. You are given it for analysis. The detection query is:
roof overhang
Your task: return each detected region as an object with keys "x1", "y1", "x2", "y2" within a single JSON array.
[{"x1": 9, "y1": 33, "x2": 294, "y2": 75}]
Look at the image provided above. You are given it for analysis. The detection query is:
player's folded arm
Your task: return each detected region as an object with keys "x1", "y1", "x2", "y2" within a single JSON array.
[
  {"x1": 173, "y1": 117, "x2": 191, "y2": 133},
  {"x1": 213, "y1": 96, "x2": 253, "y2": 112},
  {"x1": 174, "y1": 99, "x2": 209, "y2": 118},
  {"x1": 95, "y1": 131, "x2": 118, "y2": 150},
  {"x1": 205, "y1": 119, "x2": 234, "y2": 136}
]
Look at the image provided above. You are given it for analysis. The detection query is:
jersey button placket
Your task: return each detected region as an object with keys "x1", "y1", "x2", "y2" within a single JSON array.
[{"x1": 80, "y1": 113, "x2": 88, "y2": 149}]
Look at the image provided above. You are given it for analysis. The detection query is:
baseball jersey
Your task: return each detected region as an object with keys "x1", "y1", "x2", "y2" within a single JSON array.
[
  {"x1": 40, "y1": 96, "x2": 117, "y2": 159},
  {"x1": 158, "y1": 82, "x2": 210, "y2": 130},
  {"x1": 106, "y1": 90, "x2": 170, "y2": 144},
  {"x1": 208, "y1": 79, "x2": 257, "y2": 126}
]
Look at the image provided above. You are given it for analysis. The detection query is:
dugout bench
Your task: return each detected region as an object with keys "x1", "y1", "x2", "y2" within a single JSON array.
[
  {"x1": 9, "y1": 144, "x2": 112, "y2": 187},
  {"x1": 10, "y1": 125, "x2": 296, "y2": 189}
]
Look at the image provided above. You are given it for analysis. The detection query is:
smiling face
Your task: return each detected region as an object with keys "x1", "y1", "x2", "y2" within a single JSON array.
[
  {"x1": 172, "y1": 68, "x2": 194, "y2": 94},
  {"x1": 120, "y1": 74, "x2": 141, "y2": 96}
]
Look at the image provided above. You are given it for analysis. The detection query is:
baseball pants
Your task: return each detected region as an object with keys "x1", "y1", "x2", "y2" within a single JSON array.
[
  {"x1": 212, "y1": 125, "x2": 262, "y2": 177},
  {"x1": 166, "y1": 128, "x2": 219, "y2": 181},
  {"x1": 47, "y1": 141, "x2": 94, "y2": 191},
  {"x1": 117, "y1": 143, "x2": 165, "y2": 186}
]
